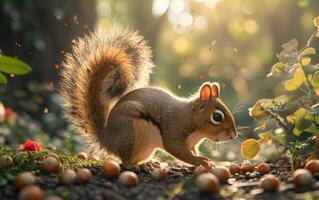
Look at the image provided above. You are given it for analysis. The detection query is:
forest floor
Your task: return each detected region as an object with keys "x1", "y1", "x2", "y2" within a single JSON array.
[{"x1": 1, "y1": 147, "x2": 319, "y2": 200}]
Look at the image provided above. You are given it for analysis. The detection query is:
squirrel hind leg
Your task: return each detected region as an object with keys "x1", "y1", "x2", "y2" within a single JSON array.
[{"x1": 128, "y1": 118, "x2": 164, "y2": 165}]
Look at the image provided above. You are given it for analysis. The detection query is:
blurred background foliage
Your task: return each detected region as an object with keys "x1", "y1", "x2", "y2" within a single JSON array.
[{"x1": 0, "y1": 0, "x2": 318, "y2": 160}]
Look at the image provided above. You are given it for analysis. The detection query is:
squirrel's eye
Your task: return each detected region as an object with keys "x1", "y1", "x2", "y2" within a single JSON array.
[{"x1": 210, "y1": 109, "x2": 225, "y2": 124}]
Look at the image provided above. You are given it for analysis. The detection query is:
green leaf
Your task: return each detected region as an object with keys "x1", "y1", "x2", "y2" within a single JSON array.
[
  {"x1": 282, "y1": 39, "x2": 298, "y2": 50},
  {"x1": 273, "y1": 95, "x2": 296, "y2": 105},
  {"x1": 301, "y1": 57, "x2": 311, "y2": 66},
  {"x1": 0, "y1": 55, "x2": 31, "y2": 75},
  {"x1": 303, "y1": 65, "x2": 319, "y2": 74},
  {"x1": 284, "y1": 69, "x2": 306, "y2": 91},
  {"x1": 259, "y1": 131, "x2": 272, "y2": 141},
  {"x1": 0, "y1": 72, "x2": 8, "y2": 84},
  {"x1": 249, "y1": 99, "x2": 273, "y2": 121},
  {"x1": 278, "y1": 102, "x2": 300, "y2": 116},
  {"x1": 241, "y1": 139, "x2": 261, "y2": 159},
  {"x1": 312, "y1": 71, "x2": 319, "y2": 88},
  {"x1": 293, "y1": 108, "x2": 313, "y2": 135},
  {"x1": 300, "y1": 47, "x2": 316, "y2": 56},
  {"x1": 267, "y1": 62, "x2": 286, "y2": 77}
]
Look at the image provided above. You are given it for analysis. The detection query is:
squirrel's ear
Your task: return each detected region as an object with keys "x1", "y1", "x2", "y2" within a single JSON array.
[
  {"x1": 211, "y1": 82, "x2": 220, "y2": 98},
  {"x1": 200, "y1": 83, "x2": 212, "y2": 101}
]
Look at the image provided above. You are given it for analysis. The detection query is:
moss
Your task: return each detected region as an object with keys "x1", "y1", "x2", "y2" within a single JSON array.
[{"x1": 0, "y1": 145, "x2": 101, "y2": 185}]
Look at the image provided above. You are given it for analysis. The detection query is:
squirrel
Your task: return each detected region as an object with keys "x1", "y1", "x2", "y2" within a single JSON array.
[{"x1": 59, "y1": 27, "x2": 237, "y2": 169}]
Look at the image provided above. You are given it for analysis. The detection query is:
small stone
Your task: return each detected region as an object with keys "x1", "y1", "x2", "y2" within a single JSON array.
[
  {"x1": 118, "y1": 171, "x2": 139, "y2": 187},
  {"x1": 59, "y1": 169, "x2": 76, "y2": 185},
  {"x1": 196, "y1": 173, "x2": 219, "y2": 193},
  {"x1": 15, "y1": 172, "x2": 36, "y2": 189},
  {"x1": 77, "y1": 168, "x2": 92, "y2": 183},
  {"x1": 0, "y1": 155, "x2": 13, "y2": 168},
  {"x1": 19, "y1": 185, "x2": 44, "y2": 200}
]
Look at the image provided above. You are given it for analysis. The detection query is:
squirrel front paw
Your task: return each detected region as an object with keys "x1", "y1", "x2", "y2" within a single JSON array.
[{"x1": 199, "y1": 158, "x2": 215, "y2": 170}]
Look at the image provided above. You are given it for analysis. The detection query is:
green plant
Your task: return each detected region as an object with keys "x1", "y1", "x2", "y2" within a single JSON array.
[
  {"x1": 241, "y1": 17, "x2": 319, "y2": 168},
  {"x1": 0, "y1": 55, "x2": 31, "y2": 84}
]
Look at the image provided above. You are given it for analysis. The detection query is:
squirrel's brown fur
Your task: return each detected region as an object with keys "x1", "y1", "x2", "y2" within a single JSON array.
[
  {"x1": 59, "y1": 27, "x2": 154, "y2": 159},
  {"x1": 60, "y1": 27, "x2": 236, "y2": 167}
]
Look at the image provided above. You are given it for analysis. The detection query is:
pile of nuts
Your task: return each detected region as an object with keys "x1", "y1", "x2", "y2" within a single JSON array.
[{"x1": 2, "y1": 151, "x2": 319, "y2": 199}]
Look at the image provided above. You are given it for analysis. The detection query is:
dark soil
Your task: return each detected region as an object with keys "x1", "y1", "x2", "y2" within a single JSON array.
[{"x1": 1, "y1": 158, "x2": 319, "y2": 200}]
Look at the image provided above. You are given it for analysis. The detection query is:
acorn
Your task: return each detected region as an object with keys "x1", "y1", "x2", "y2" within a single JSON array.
[
  {"x1": 195, "y1": 173, "x2": 219, "y2": 193},
  {"x1": 59, "y1": 169, "x2": 76, "y2": 185},
  {"x1": 76, "y1": 168, "x2": 92, "y2": 183},
  {"x1": 228, "y1": 163, "x2": 241, "y2": 175},
  {"x1": 44, "y1": 196, "x2": 63, "y2": 200},
  {"x1": 19, "y1": 185, "x2": 44, "y2": 200},
  {"x1": 42, "y1": 156, "x2": 59, "y2": 173},
  {"x1": 0, "y1": 155, "x2": 13, "y2": 168},
  {"x1": 256, "y1": 163, "x2": 271, "y2": 175},
  {"x1": 194, "y1": 165, "x2": 208, "y2": 175},
  {"x1": 118, "y1": 171, "x2": 139, "y2": 187},
  {"x1": 151, "y1": 168, "x2": 167, "y2": 181},
  {"x1": 15, "y1": 151, "x2": 28, "y2": 163},
  {"x1": 211, "y1": 166, "x2": 231, "y2": 183},
  {"x1": 89, "y1": 155, "x2": 100, "y2": 161},
  {"x1": 305, "y1": 159, "x2": 319, "y2": 174},
  {"x1": 241, "y1": 161, "x2": 254, "y2": 173},
  {"x1": 101, "y1": 160, "x2": 120, "y2": 179},
  {"x1": 46, "y1": 153, "x2": 60, "y2": 161},
  {"x1": 260, "y1": 174, "x2": 279, "y2": 192},
  {"x1": 292, "y1": 169, "x2": 313, "y2": 187},
  {"x1": 77, "y1": 152, "x2": 88, "y2": 160},
  {"x1": 15, "y1": 172, "x2": 36, "y2": 189}
]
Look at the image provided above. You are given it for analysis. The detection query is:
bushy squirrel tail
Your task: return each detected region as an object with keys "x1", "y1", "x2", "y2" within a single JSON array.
[{"x1": 59, "y1": 27, "x2": 154, "y2": 150}]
